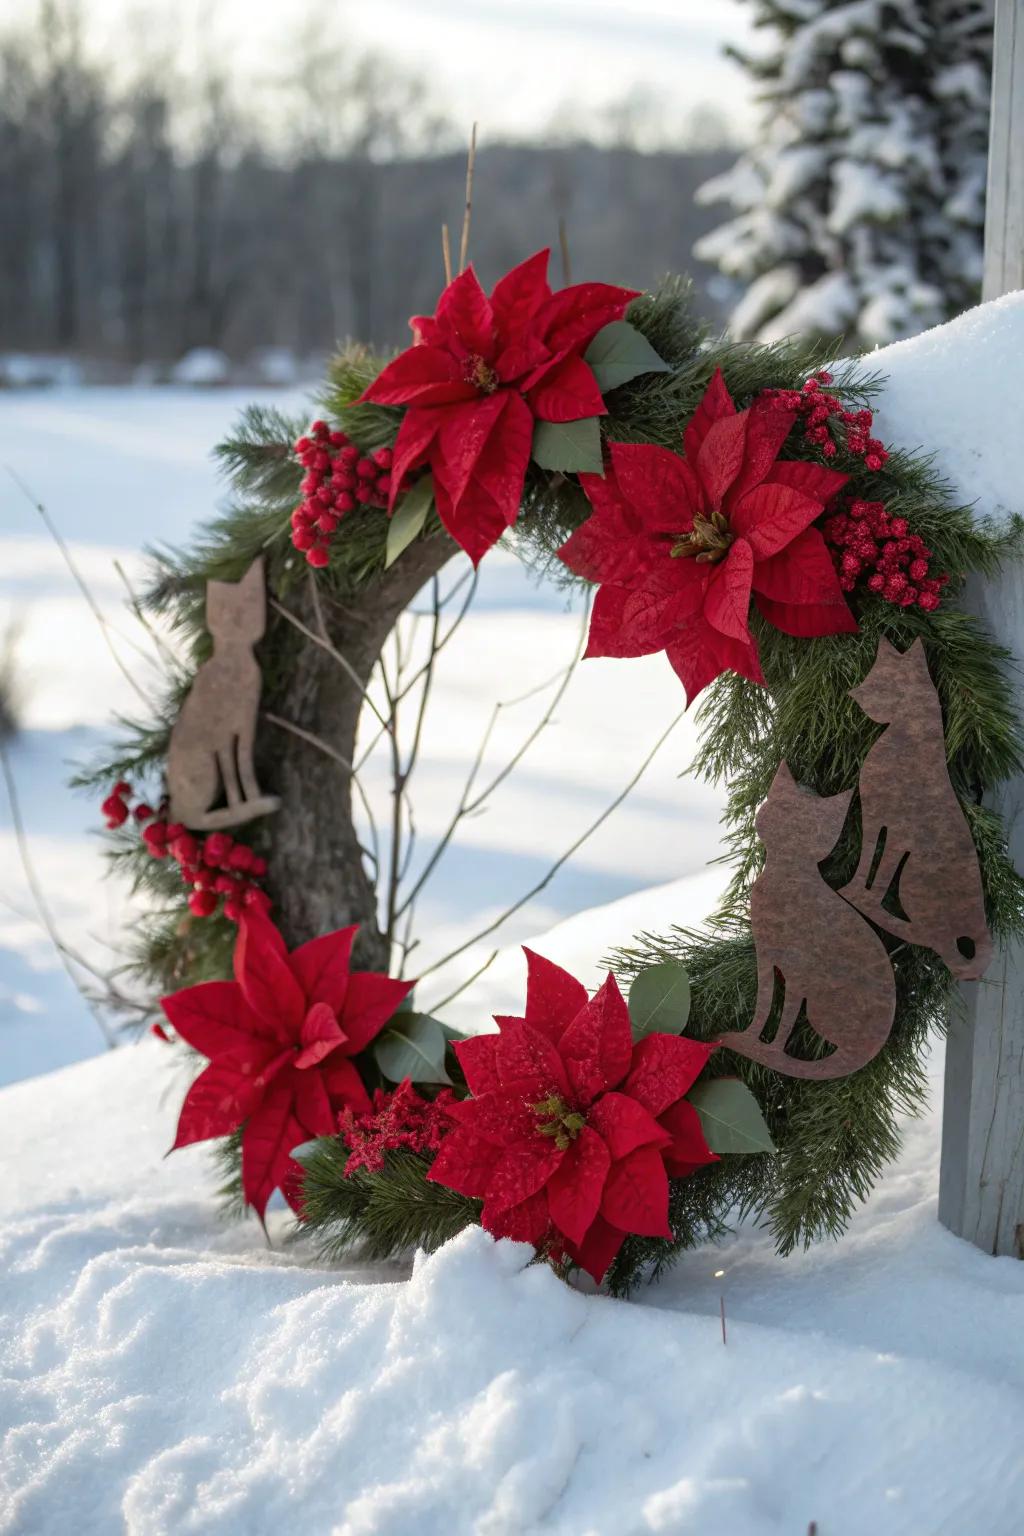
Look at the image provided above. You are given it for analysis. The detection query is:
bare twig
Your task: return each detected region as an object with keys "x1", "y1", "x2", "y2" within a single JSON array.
[
  {"x1": 441, "y1": 223, "x2": 453, "y2": 285},
  {"x1": 558, "y1": 217, "x2": 573, "y2": 285},
  {"x1": 0, "y1": 740, "x2": 117, "y2": 1049},
  {"x1": 113, "y1": 558, "x2": 182, "y2": 674},
  {"x1": 0, "y1": 893, "x2": 152, "y2": 1020},
  {"x1": 459, "y1": 122, "x2": 478, "y2": 273},
  {"x1": 264, "y1": 712, "x2": 379, "y2": 878},
  {"x1": 395, "y1": 597, "x2": 590, "y2": 922},
  {"x1": 417, "y1": 710, "x2": 685, "y2": 979},
  {"x1": 269, "y1": 591, "x2": 391, "y2": 732},
  {"x1": 425, "y1": 948, "x2": 499, "y2": 1013},
  {"x1": 6, "y1": 466, "x2": 152, "y2": 706}
]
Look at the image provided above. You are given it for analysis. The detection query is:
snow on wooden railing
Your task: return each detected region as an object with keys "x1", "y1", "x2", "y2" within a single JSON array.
[{"x1": 939, "y1": 0, "x2": 1024, "y2": 1259}]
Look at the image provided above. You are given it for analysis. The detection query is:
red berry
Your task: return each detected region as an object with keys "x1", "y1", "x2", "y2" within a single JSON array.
[
  {"x1": 188, "y1": 888, "x2": 219, "y2": 918},
  {"x1": 307, "y1": 546, "x2": 330, "y2": 568}
]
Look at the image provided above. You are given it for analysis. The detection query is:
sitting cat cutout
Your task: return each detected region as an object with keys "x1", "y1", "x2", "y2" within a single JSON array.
[
  {"x1": 840, "y1": 637, "x2": 992, "y2": 981},
  {"x1": 167, "y1": 557, "x2": 280, "y2": 832},
  {"x1": 717, "y1": 762, "x2": 896, "y2": 1080}
]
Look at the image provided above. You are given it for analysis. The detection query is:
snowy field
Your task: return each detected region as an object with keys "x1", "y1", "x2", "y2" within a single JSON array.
[{"x1": 2, "y1": 294, "x2": 1024, "y2": 1533}]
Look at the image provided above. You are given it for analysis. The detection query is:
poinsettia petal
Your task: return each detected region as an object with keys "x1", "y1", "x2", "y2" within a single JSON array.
[
  {"x1": 703, "y1": 539, "x2": 754, "y2": 643},
  {"x1": 609, "y1": 442, "x2": 699, "y2": 532},
  {"x1": 545, "y1": 1126, "x2": 611, "y2": 1246},
  {"x1": 293, "y1": 1068, "x2": 337, "y2": 1138},
  {"x1": 625, "y1": 1033, "x2": 717, "y2": 1116},
  {"x1": 294, "y1": 1001, "x2": 347, "y2": 1070},
  {"x1": 160, "y1": 978, "x2": 272, "y2": 1056},
  {"x1": 494, "y1": 335, "x2": 551, "y2": 385},
  {"x1": 534, "y1": 281, "x2": 640, "y2": 353},
  {"x1": 495, "y1": 1019, "x2": 571, "y2": 1097},
  {"x1": 770, "y1": 459, "x2": 849, "y2": 504},
  {"x1": 482, "y1": 1188, "x2": 550, "y2": 1245},
  {"x1": 473, "y1": 392, "x2": 533, "y2": 528},
  {"x1": 723, "y1": 407, "x2": 796, "y2": 511},
  {"x1": 752, "y1": 526, "x2": 857, "y2": 612},
  {"x1": 289, "y1": 927, "x2": 356, "y2": 1014},
  {"x1": 665, "y1": 616, "x2": 765, "y2": 706},
  {"x1": 446, "y1": 1089, "x2": 539, "y2": 1148},
  {"x1": 696, "y1": 410, "x2": 749, "y2": 510},
  {"x1": 527, "y1": 352, "x2": 606, "y2": 422},
  {"x1": 435, "y1": 265, "x2": 496, "y2": 359},
  {"x1": 731, "y1": 483, "x2": 825, "y2": 561},
  {"x1": 682, "y1": 366, "x2": 736, "y2": 463},
  {"x1": 361, "y1": 345, "x2": 477, "y2": 407},
  {"x1": 658, "y1": 1098, "x2": 718, "y2": 1177},
  {"x1": 241, "y1": 1074, "x2": 301, "y2": 1219},
  {"x1": 565, "y1": 1211, "x2": 626, "y2": 1284},
  {"x1": 585, "y1": 578, "x2": 704, "y2": 660},
  {"x1": 558, "y1": 974, "x2": 633, "y2": 1105},
  {"x1": 171, "y1": 1058, "x2": 268, "y2": 1151},
  {"x1": 483, "y1": 1138, "x2": 565, "y2": 1217},
  {"x1": 436, "y1": 392, "x2": 510, "y2": 509},
  {"x1": 756, "y1": 593, "x2": 860, "y2": 638},
  {"x1": 338, "y1": 972, "x2": 415, "y2": 1055},
  {"x1": 558, "y1": 473, "x2": 656, "y2": 588},
  {"x1": 522, "y1": 947, "x2": 590, "y2": 1043},
  {"x1": 432, "y1": 463, "x2": 508, "y2": 567},
  {"x1": 321, "y1": 1053, "x2": 371, "y2": 1115},
  {"x1": 427, "y1": 1127, "x2": 500, "y2": 1199},
  {"x1": 388, "y1": 409, "x2": 441, "y2": 513},
  {"x1": 490, "y1": 248, "x2": 551, "y2": 343},
  {"x1": 587, "y1": 1091, "x2": 670, "y2": 1160},
  {"x1": 600, "y1": 1144, "x2": 671, "y2": 1238},
  {"x1": 234, "y1": 910, "x2": 305, "y2": 1038},
  {"x1": 455, "y1": 1033, "x2": 501, "y2": 1095}
]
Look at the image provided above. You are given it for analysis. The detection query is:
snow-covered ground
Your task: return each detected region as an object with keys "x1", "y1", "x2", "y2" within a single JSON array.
[{"x1": 2, "y1": 295, "x2": 1024, "y2": 1533}]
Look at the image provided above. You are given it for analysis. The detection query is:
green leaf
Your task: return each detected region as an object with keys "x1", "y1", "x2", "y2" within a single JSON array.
[
  {"x1": 688, "y1": 1078, "x2": 776, "y2": 1155},
  {"x1": 585, "y1": 320, "x2": 672, "y2": 393},
  {"x1": 627, "y1": 961, "x2": 692, "y2": 1040},
  {"x1": 374, "y1": 1012, "x2": 453, "y2": 1085},
  {"x1": 531, "y1": 416, "x2": 603, "y2": 473},
  {"x1": 385, "y1": 474, "x2": 434, "y2": 568}
]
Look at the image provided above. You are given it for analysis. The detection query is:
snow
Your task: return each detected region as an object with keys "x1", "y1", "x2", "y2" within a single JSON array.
[
  {"x1": 170, "y1": 349, "x2": 231, "y2": 387},
  {"x1": 4, "y1": 296, "x2": 1024, "y2": 1532}
]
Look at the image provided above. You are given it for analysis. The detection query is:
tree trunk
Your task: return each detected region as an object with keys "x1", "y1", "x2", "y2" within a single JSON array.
[{"x1": 259, "y1": 535, "x2": 456, "y2": 972}]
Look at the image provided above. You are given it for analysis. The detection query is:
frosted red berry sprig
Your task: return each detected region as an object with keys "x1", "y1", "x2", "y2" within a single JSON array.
[
  {"x1": 338, "y1": 1080, "x2": 455, "y2": 1176},
  {"x1": 822, "y1": 499, "x2": 949, "y2": 612},
  {"x1": 290, "y1": 418, "x2": 394, "y2": 568},
  {"x1": 103, "y1": 783, "x2": 270, "y2": 922},
  {"x1": 759, "y1": 371, "x2": 890, "y2": 470}
]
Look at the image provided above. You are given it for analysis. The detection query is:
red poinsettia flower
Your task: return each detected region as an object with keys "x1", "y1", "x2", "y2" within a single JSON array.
[
  {"x1": 558, "y1": 367, "x2": 857, "y2": 703},
  {"x1": 427, "y1": 948, "x2": 717, "y2": 1283},
  {"x1": 164, "y1": 910, "x2": 413, "y2": 1220},
  {"x1": 360, "y1": 250, "x2": 639, "y2": 565}
]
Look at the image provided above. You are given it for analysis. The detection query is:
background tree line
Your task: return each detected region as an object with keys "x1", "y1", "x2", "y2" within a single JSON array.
[{"x1": 0, "y1": 1, "x2": 735, "y2": 367}]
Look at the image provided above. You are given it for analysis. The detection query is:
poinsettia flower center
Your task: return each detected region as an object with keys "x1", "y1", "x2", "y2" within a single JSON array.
[
  {"x1": 462, "y1": 353, "x2": 500, "y2": 394},
  {"x1": 532, "y1": 1093, "x2": 586, "y2": 1150},
  {"x1": 671, "y1": 510, "x2": 734, "y2": 565}
]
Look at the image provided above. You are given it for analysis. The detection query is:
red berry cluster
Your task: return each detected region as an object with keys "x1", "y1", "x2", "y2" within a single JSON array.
[
  {"x1": 291, "y1": 419, "x2": 394, "y2": 568},
  {"x1": 339, "y1": 1080, "x2": 454, "y2": 1176},
  {"x1": 759, "y1": 372, "x2": 890, "y2": 470},
  {"x1": 822, "y1": 500, "x2": 949, "y2": 612},
  {"x1": 103, "y1": 782, "x2": 270, "y2": 922}
]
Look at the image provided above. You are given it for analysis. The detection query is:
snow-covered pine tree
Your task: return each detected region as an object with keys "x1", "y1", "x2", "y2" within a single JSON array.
[{"x1": 696, "y1": 1, "x2": 992, "y2": 347}]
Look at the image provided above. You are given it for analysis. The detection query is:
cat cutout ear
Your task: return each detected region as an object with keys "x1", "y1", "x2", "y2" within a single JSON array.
[{"x1": 166, "y1": 557, "x2": 280, "y2": 832}]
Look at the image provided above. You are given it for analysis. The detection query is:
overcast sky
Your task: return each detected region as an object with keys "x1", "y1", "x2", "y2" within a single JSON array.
[{"x1": 20, "y1": 0, "x2": 758, "y2": 145}]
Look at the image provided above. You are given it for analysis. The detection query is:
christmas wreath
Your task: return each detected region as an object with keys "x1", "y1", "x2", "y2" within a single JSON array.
[{"x1": 86, "y1": 250, "x2": 1024, "y2": 1295}]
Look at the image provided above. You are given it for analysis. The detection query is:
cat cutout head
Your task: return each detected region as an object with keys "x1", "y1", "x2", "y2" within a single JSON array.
[
  {"x1": 756, "y1": 762, "x2": 853, "y2": 862},
  {"x1": 205, "y1": 557, "x2": 267, "y2": 646},
  {"x1": 850, "y1": 636, "x2": 940, "y2": 727}
]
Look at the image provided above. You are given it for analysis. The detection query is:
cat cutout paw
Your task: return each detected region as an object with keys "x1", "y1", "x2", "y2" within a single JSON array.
[
  {"x1": 167, "y1": 557, "x2": 280, "y2": 832},
  {"x1": 717, "y1": 763, "x2": 896, "y2": 1080},
  {"x1": 840, "y1": 637, "x2": 992, "y2": 981}
]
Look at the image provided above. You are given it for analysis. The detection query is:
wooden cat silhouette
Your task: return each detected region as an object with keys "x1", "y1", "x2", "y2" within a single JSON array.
[
  {"x1": 840, "y1": 637, "x2": 992, "y2": 981},
  {"x1": 167, "y1": 557, "x2": 280, "y2": 831},
  {"x1": 717, "y1": 762, "x2": 896, "y2": 1079}
]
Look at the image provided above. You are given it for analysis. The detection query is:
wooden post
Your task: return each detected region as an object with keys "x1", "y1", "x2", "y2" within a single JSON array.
[{"x1": 938, "y1": 0, "x2": 1024, "y2": 1258}]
